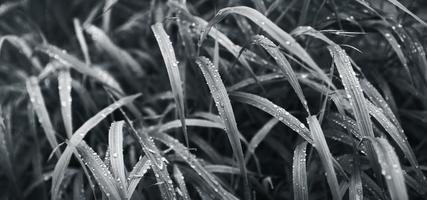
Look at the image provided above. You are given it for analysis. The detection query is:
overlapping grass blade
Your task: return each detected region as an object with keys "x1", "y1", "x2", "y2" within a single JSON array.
[
  {"x1": 327, "y1": 45, "x2": 378, "y2": 172},
  {"x1": 199, "y1": 6, "x2": 334, "y2": 88},
  {"x1": 26, "y1": 76, "x2": 61, "y2": 158},
  {"x1": 158, "y1": 118, "x2": 224, "y2": 133},
  {"x1": 252, "y1": 35, "x2": 310, "y2": 114},
  {"x1": 385, "y1": 0, "x2": 427, "y2": 26},
  {"x1": 173, "y1": 165, "x2": 190, "y2": 200},
  {"x1": 85, "y1": 24, "x2": 144, "y2": 77},
  {"x1": 195, "y1": 56, "x2": 250, "y2": 199},
  {"x1": 75, "y1": 141, "x2": 122, "y2": 200},
  {"x1": 0, "y1": 35, "x2": 43, "y2": 70},
  {"x1": 151, "y1": 22, "x2": 188, "y2": 146},
  {"x1": 73, "y1": 18, "x2": 91, "y2": 65},
  {"x1": 307, "y1": 116, "x2": 340, "y2": 200},
  {"x1": 51, "y1": 93, "x2": 140, "y2": 200},
  {"x1": 38, "y1": 44, "x2": 124, "y2": 94},
  {"x1": 152, "y1": 132, "x2": 238, "y2": 200},
  {"x1": 245, "y1": 118, "x2": 279, "y2": 163},
  {"x1": 127, "y1": 156, "x2": 150, "y2": 197},
  {"x1": 365, "y1": 100, "x2": 427, "y2": 189},
  {"x1": 365, "y1": 137, "x2": 408, "y2": 200},
  {"x1": 227, "y1": 73, "x2": 284, "y2": 91},
  {"x1": 229, "y1": 91, "x2": 312, "y2": 143},
  {"x1": 349, "y1": 154, "x2": 363, "y2": 200},
  {"x1": 58, "y1": 68, "x2": 73, "y2": 138},
  {"x1": 292, "y1": 141, "x2": 308, "y2": 200},
  {"x1": 108, "y1": 121, "x2": 127, "y2": 197}
]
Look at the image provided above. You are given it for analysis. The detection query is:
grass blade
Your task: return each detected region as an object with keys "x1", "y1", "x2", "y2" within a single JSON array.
[
  {"x1": 385, "y1": 0, "x2": 427, "y2": 26},
  {"x1": 245, "y1": 118, "x2": 279, "y2": 163},
  {"x1": 195, "y1": 56, "x2": 250, "y2": 199},
  {"x1": 51, "y1": 93, "x2": 140, "y2": 200},
  {"x1": 75, "y1": 141, "x2": 122, "y2": 200},
  {"x1": 26, "y1": 76, "x2": 61, "y2": 158},
  {"x1": 252, "y1": 35, "x2": 310, "y2": 114},
  {"x1": 73, "y1": 18, "x2": 91, "y2": 65},
  {"x1": 229, "y1": 91, "x2": 312, "y2": 143},
  {"x1": 108, "y1": 121, "x2": 127, "y2": 197},
  {"x1": 58, "y1": 68, "x2": 73, "y2": 138},
  {"x1": 85, "y1": 24, "x2": 144, "y2": 77},
  {"x1": 152, "y1": 132, "x2": 238, "y2": 200},
  {"x1": 173, "y1": 165, "x2": 191, "y2": 200},
  {"x1": 151, "y1": 22, "x2": 188, "y2": 146},
  {"x1": 307, "y1": 116, "x2": 340, "y2": 200},
  {"x1": 127, "y1": 156, "x2": 150, "y2": 197},
  {"x1": 292, "y1": 141, "x2": 308, "y2": 200},
  {"x1": 199, "y1": 6, "x2": 334, "y2": 88},
  {"x1": 366, "y1": 137, "x2": 408, "y2": 200}
]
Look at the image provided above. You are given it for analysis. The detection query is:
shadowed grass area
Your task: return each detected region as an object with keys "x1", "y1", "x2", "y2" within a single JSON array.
[{"x1": 1, "y1": 0, "x2": 427, "y2": 199}]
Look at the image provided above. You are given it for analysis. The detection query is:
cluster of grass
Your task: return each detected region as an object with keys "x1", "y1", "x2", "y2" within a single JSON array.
[{"x1": 1, "y1": 0, "x2": 427, "y2": 199}]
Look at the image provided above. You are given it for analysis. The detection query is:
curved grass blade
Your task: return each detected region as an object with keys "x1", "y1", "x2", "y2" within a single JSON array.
[
  {"x1": 108, "y1": 121, "x2": 127, "y2": 197},
  {"x1": 307, "y1": 116, "x2": 340, "y2": 200},
  {"x1": 158, "y1": 118, "x2": 225, "y2": 133},
  {"x1": 26, "y1": 77, "x2": 61, "y2": 159},
  {"x1": 85, "y1": 25, "x2": 144, "y2": 77},
  {"x1": 173, "y1": 165, "x2": 190, "y2": 200},
  {"x1": 229, "y1": 91, "x2": 312, "y2": 143},
  {"x1": 58, "y1": 68, "x2": 73, "y2": 138},
  {"x1": 51, "y1": 93, "x2": 140, "y2": 200},
  {"x1": 73, "y1": 18, "x2": 91, "y2": 65},
  {"x1": 75, "y1": 141, "x2": 122, "y2": 200},
  {"x1": 327, "y1": 45, "x2": 379, "y2": 174},
  {"x1": 127, "y1": 156, "x2": 150, "y2": 197},
  {"x1": 252, "y1": 35, "x2": 310, "y2": 114},
  {"x1": 292, "y1": 141, "x2": 308, "y2": 200},
  {"x1": 0, "y1": 35, "x2": 43, "y2": 70},
  {"x1": 151, "y1": 23, "x2": 188, "y2": 146},
  {"x1": 227, "y1": 73, "x2": 284, "y2": 91},
  {"x1": 365, "y1": 137, "x2": 408, "y2": 200},
  {"x1": 38, "y1": 44, "x2": 124, "y2": 94},
  {"x1": 245, "y1": 118, "x2": 279, "y2": 163},
  {"x1": 195, "y1": 56, "x2": 250, "y2": 199},
  {"x1": 152, "y1": 132, "x2": 238, "y2": 200},
  {"x1": 199, "y1": 6, "x2": 334, "y2": 88},
  {"x1": 385, "y1": 0, "x2": 427, "y2": 26}
]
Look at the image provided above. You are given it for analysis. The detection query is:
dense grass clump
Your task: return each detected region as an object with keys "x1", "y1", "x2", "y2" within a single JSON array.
[{"x1": 1, "y1": 0, "x2": 427, "y2": 199}]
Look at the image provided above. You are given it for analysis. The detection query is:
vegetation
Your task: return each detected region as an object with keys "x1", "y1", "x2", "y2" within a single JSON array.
[{"x1": 0, "y1": 0, "x2": 427, "y2": 199}]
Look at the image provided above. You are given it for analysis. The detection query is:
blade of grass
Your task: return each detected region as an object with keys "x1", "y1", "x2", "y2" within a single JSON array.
[
  {"x1": 73, "y1": 18, "x2": 91, "y2": 65},
  {"x1": 199, "y1": 6, "x2": 334, "y2": 88},
  {"x1": 365, "y1": 137, "x2": 408, "y2": 200},
  {"x1": 151, "y1": 22, "x2": 188, "y2": 146},
  {"x1": 245, "y1": 118, "x2": 279, "y2": 163},
  {"x1": 385, "y1": 0, "x2": 427, "y2": 26},
  {"x1": 307, "y1": 116, "x2": 340, "y2": 200},
  {"x1": 75, "y1": 141, "x2": 122, "y2": 200},
  {"x1": 252, "y1": 35, "x2": 310, "y2": 114},
  {"x1": 127, "y1": 155, "x2": 150, "y2": 197},
  {"x1": 195, "y1": 56, "x2": 250, "y2": 199},
  {"x1": 26, "y1": 76, "x2": 61, "y2": 159},
  {"x1": 173, "y1": 165, "x2": 190, "y2": 200},
  {"x1": 58, "y1": 68, "x2": 73, "y2": 138},
  {"x1": 229, "y1": 91, "x2": 312, "y2": 143},
  {"x1": 108, "y1": 121, "x2": 127, "y2": 198},
  {"x1": 51, "y1": 93, "x2": 140, "y2": 200},
  {"x1": 85, "y1": 24, "x2": 144, "y2": 77},
  {"x1": 292, "y1": 141, "x2": 308, "y2": 200}
]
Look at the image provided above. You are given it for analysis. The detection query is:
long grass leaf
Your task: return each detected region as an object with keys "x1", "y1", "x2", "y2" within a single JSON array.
[
  {"x1": 75, "y1": 141, "x2": 122, "y2": 200},
  {"x1": 252, "y1": 35, "x2": 310, "y2": 113},
  {"x1": 199, "y1": 6, "x2": 334, "y2": 88},
  {"x1": 151, "y1": 23, "x2": 188, "y2": 146},
  {"x1": 307, "y1": 116, "x2": 340, "y2": 200},
  {"x1": 366, "y1": 137, "x2": 408, "y2": 200},
  {"x1": 195, "y1": 56, "x2": 250, "y2": 199},
  {"x1": 73, "y1": 18, "x2": 91, "y2": 65},
  {"x1": 385, "y1": 0, "x2": 427, "y2": 26},
  {"x1": 108, "y1": 121, "x2": 127, "y2": 197},
  {"x1": 229, "y1": 91, "x2": 312, "y2": 143},
  {"x1": 51, "y1": 93, "x2": 140, "y2": 200},
  {"x1": 245, "y1": 118, "x2": 279, "y2": 163},
  {"x1": 127, "y1": 156, "x2": 150, "y2": 197},
  {"x1": 26, "y1": 76, "x2": 61, "y2": 158},
  {"x1": 58, "y1": 68, "x2": 73, "y2": 138},
  {"x1": 292, "y1": 141, "x2": 308, "y2": 200},
  {"x1": 173, "y1": 165, "x2": 191, "y2": 200},
  {"x1": 85, "y1": 25, "x2": 144, "y2": 77}
]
